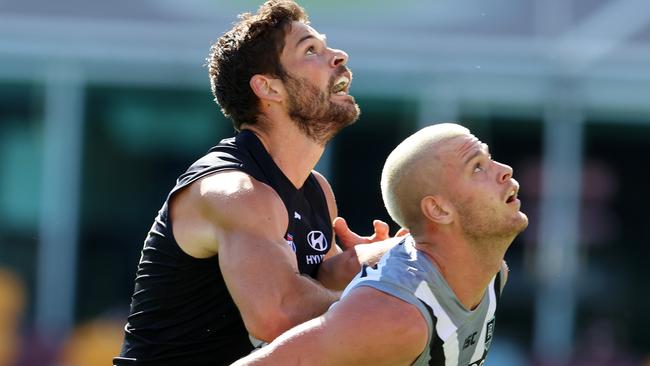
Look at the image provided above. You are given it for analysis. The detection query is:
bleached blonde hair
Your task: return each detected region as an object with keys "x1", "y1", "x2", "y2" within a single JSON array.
[{"x1": 380, "y1": 123, "x2": 470, "y2": 232}]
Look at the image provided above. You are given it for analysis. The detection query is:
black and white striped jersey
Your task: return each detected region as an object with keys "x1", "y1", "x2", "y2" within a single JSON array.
[{"x1": 341, "y1": 236, "x2": 505, "y2": 366}]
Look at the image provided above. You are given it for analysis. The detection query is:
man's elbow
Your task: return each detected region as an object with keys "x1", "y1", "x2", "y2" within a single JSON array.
[{"x1": 243, "y1": 310, "x2": 293, "y2": 342}]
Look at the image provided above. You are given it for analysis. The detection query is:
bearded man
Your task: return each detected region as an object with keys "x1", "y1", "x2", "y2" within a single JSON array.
[{"x1": 113, "y1": 1, "x2": 398, "y2": 365}]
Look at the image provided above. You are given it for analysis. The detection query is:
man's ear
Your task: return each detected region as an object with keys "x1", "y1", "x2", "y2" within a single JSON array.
[
  {"x1": 249, "y1": 74, "x2": 284, "y2": 103},
  {"x1": 421, "y1": 196, "x2": 453, "y2": 225}
]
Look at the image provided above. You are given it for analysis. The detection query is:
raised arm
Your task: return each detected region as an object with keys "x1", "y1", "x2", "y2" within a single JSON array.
[
  {"x1": 171, "y1": 170, "x2": 339, "y2": 342},
  {"x1": 230, "y1": 286, "x2": 429, "y2": 366}
]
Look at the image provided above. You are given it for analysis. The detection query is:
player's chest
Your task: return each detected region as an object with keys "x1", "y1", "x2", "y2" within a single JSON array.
[{"x1": 283, "y1": 204, "x2": 332, "y2": 276}]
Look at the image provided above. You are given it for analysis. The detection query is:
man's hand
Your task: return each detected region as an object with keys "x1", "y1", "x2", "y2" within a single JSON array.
[
  {"x1": 333, "y1": 217, "x2": 408, "y2": 250},
  {"x1": 316, "y1": 217, "x2": 409, "y2": 289}
]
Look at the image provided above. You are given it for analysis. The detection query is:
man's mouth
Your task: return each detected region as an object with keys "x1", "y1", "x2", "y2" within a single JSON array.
[
  {"x1": 505, "y1": 186, "x2": 519, "y2": 204},
  {"x1": 330, "y1": 67, "x2": 352, "y2": 96},
  {"x1": 331, "y1": 75, "x2": 350, "y2": 95}
]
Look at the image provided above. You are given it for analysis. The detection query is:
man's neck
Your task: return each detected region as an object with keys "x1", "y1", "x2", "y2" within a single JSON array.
[
  {"x1": 242, "y1": 122, "x2": 325, "y2": 189},
  {"x1": 415, "y1": 233, "x2": 508, "y2": 311}
]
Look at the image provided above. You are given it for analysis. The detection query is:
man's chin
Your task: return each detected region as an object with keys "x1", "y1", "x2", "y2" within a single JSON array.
[
  {"x1": 517, "y1": 213, "x2": 529, "y2": 233},
  {"x1": 341, "y1": 107, "x2": 360, "y2": 127},
  {"x1": 327, "y1": 99, "x2": 360, "y2": 124},
  {"x1": 507, "y1": 213, "x2": 529, "y2": 238},
  {"x1": 321, "y1": 114, "x2": 359, "y2": 144}
]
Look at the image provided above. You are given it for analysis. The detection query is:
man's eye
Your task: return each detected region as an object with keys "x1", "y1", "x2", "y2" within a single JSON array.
[
  {"x1": 306, "y1": 46, "x2": 316, "y2": 55},
  {"x1": 473, "y1": 164, "x2": 484, "y2": 173}
]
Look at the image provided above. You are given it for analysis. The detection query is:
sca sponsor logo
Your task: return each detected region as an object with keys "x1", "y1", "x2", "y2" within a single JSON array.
[{"x1": 467, "y1": 318, "x2": 495, "y2": 366}]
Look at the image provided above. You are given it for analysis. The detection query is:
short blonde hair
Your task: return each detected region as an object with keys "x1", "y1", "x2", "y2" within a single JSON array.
[{"x1": 380, "y1": 123, "x2": 469, "y2": 230}]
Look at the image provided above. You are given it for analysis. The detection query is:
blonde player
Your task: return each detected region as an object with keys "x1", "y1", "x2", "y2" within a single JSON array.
[{"x1": 232, "y1": 123, "x2": 528, "y2": 366}]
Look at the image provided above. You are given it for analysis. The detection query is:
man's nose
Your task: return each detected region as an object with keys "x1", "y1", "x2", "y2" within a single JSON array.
[
  {"x1": 498, "y1": 162, "x2": 513, "y2": 183},
  {"x1": 330, "y1": 48, "x2": 348, "y2": 68}
]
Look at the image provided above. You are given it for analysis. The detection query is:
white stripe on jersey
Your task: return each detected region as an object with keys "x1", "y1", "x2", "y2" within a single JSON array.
[
  {"x1": 415, "y1": 281, "x2": 459, "y2": 366},
  {"x1": 469, "y1": 276, "x2": 497, "y2": 362}
]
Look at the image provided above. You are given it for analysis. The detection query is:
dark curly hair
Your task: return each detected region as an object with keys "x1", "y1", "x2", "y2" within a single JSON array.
[{"x1": 207, "y1": 0, "x2": 309, "y2": 130}]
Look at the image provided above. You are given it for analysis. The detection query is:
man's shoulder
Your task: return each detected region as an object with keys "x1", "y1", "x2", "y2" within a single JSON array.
[
  {"x1": 378, "y1": 240, "x2": 435, "y2": 286},
  {"x1": 176, "y1": 131, "x2": 268, "y2": 191},
  {"x1": 342, "y1": 241, "x2": 432, "y2": 304},
  {"x1": 171, "y1": 170, "x2": 288, "y2": 254},
  {"x1": 188, "y1": 170, "x2": 286, "y2": 221}
]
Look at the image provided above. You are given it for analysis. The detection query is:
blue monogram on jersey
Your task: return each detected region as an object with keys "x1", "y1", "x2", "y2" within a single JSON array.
[{"x1": 285, "y1": 233, "x2": 296, "y2": 252}]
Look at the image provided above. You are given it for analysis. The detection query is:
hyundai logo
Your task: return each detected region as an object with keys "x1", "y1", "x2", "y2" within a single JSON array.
[{"x1": 307, "y1": 231, "x2": 328, "y2": 252}]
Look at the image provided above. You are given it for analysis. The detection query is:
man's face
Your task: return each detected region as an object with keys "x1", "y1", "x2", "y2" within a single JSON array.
[
  {"x1": 439, "y1": 134, "x2": 529, "y2": 244},
  {"x1": 279, "y1": 21, "x2": 360, "y2": 144}
]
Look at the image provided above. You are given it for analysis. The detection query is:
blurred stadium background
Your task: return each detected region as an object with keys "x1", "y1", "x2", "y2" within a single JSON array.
[{"x1": 1, "y1": 0, "x2": 649, "y2": 365}]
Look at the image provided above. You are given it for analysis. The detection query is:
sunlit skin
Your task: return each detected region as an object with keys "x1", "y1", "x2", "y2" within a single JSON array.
[
  {"x1": 279, "y1": 22, "x2": 355, "y2": 106},
  {"x1": 275, "y1": 22, "x2": 360, "y2": 144},
  {"x1": 245, "y1": 20, "x2": 360, "y2": 181},
  {"x1": 414, "y1": 132, "x2": 528, "y2": 310},
  {"x1": 443, "y1": 135, "x2": 528, "y2": 245}
]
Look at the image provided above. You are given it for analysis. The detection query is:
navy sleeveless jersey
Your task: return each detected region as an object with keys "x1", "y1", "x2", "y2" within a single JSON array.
[{"x1": 114, "y1": 130, "x2": 333, "y2": 365}]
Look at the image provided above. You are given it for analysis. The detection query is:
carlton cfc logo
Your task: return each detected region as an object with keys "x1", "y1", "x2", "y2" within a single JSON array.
[{"x1": 307, "y1": 231, "x2": 328, "y2": 252}]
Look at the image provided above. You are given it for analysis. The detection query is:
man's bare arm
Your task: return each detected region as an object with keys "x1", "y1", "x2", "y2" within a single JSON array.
[
  {"x1": 171, "y1": 171, "x2": 339, "y2": 341},
  {"x1": 231, "y1": 286, "x2": 429, "y2": 366}
]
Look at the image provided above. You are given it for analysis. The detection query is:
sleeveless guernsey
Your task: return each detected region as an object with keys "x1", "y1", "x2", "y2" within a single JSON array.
[
  {"x1": 342, "y1": 236, "x2": 504, "y2": 366},
  {"x1": 114, "y1": 130, "x2": 333, "y2": 365}
]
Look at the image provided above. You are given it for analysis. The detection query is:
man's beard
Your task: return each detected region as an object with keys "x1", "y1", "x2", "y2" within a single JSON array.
[
  {"x1": 283, "y1": 69, "x2": 360, "y2": 145},
  {"x1": 454, "y1": 197, "x2": 528, "y2": 248}
]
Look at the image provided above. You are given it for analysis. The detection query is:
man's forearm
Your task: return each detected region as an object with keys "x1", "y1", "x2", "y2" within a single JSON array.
[
  {"x1": 252, "y1": 274, "x2": 340, "y2": 342},
  {"x1": 317, "y1": 238, "x2": 399, "y2": 290},
  {"x1": 354, "y1": 238, "x2": 400, "y2": 267},
  {"x1": 317, "y1": 248, "x2": 361, "y2": 290}
]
